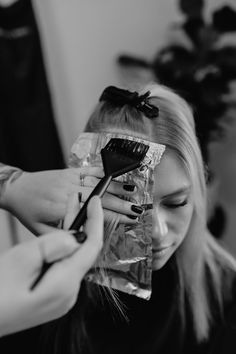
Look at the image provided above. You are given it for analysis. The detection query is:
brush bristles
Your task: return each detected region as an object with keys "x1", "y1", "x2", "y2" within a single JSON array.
[{"x1": 104, "y1": 138, "x2": 149, "y2": 158}]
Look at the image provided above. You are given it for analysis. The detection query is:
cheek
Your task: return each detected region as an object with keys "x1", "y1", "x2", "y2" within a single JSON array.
[{"x1": 169, "y1": 205, "x2": 193, "y2": 243}]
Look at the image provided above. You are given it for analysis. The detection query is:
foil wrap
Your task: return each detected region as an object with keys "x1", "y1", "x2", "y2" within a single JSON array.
[{"x1": 69, "y1": 132, "x2": 165, "y2": 300}]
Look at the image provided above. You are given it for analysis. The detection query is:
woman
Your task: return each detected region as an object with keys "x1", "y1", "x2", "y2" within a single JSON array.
[{"x1": 2, "y1": 83, "x2": 236, "y2": 353}]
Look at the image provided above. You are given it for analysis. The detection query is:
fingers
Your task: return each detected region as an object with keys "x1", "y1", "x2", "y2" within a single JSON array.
[
  {"x1": 72, "y1": 196, "x2": 103, "y2": 272},
  {"x1": 33, "y1": 223, "x2": 59, "y2": 236},
  {"x1": 66, "y1": 166, "x2": 142, "y2": 219},
  {"x1": 76, "y1": 174, "x2": 137, "y2": 198},
  {"x1": 70, "y1": 166, "x2": 104, "y2": 185},
  {"x1": 84, "y1": 196, "x2": 103, "y2": 247},
  {"x1": 65, "y1": 189, "x2": 142, "y2": 227},
  {"x1": 56, "y1": 196, "x2": 103, "y2": 277},
  {"x1": 65, "y1": 166, "x2": 143, "y2": 229},
  {"x1": 72, "y1": 178, "x2": 141, "y2": 217},
  {"x1": 106, "y1": 180, "x2": 136, "y2": 196},
  {"x1": 33, "y1": 197, "x2": 103, "y2": 306},
  {"x1": 65, "y1": 193, "x2": 142, "y2": 227},
  {"x1": 63, "y1": 193, "x2": 80, "y2": 230},
  {"x1": 69, "y1": 167, "x2": 137, "y2": 199},
  {"x1": 38, "y1": 231, "x2": 79, "y2": 264},
  {"x1": 102, "y1": 192, "x2": 144, "y2": 217}
]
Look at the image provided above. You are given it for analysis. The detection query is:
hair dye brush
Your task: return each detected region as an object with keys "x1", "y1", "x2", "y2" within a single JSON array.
[
  {"x1": 69, "y1": 138, "x2": 149, "y2": 232},
  {"x1": 30, "y1": 138, "x2": 149, "y2": 290}
]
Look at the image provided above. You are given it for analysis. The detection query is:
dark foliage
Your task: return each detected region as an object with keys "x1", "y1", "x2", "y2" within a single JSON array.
[{"x1": 117, "y1": 0, "x2": 236, "y2": 163}]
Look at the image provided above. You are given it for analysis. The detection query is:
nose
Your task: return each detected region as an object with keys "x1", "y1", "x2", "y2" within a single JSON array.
[{"x1": 152, "y1": 207, "x2": 168, "y2": 240}]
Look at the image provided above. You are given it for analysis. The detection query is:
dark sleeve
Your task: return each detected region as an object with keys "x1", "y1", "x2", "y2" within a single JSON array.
[
  {"x1": 0, "y1": 326, "x2": 42, "y2": 354},
  {"x1": 207, "y1": 276, "x2": 236, "y2": 354}
]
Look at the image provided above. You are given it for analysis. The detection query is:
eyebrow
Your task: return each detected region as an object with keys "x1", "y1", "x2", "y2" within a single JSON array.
[{"x1": 161, "y1": 186, "x2": 191, "y2": 199}]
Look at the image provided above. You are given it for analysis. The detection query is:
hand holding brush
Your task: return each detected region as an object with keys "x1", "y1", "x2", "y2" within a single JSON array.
[
  {"x1": 31, "y1": 138, "x2": 149, "y2": 289},
  {"x1": 69, "y1": 138, "x2": 149, "y2": 233}
]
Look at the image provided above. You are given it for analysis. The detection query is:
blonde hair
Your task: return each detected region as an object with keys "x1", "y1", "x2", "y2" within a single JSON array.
[{"x1": 85, "y1": 83, "x2": 236, "y2": 342}]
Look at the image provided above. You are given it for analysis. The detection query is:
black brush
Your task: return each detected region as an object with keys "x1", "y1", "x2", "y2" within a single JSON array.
[
  {"x1": 69, "y1": 138, "x2": 149, "y2": 232},
  {"x1": 30, "y1": 138, "x2": 149, "y2": 290}
]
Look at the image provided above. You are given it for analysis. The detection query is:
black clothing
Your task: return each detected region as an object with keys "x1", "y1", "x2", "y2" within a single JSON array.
[
  {"x1": 207, "y1": 205, "x2": 226, "y2": 239},
  {"x1": 0, "y1": 0, "x2": 65, "y2": 171},
  {"x1": 82, "y1": 264, "x2": 199, "y2": 354},
  {"x1": 1, "y1": 259, "x2": 236, "y2": 354}
]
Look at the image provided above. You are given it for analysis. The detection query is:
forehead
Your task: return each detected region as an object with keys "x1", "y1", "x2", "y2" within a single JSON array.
[{"x1": 154, "y1": 149, "x2": 191, "y2": 196}]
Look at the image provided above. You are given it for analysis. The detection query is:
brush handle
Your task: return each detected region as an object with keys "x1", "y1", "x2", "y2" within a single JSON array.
[
  {"x1": 30, "y1": 231, "x2": 87, "y2": 291},
  {"x1": 30, "y1": 261, "x2": 51, "y2": 290},
  {"x1": 30, "y1": 175, "x2": 112, "y2": 290},
  {"x1": 69, "y1": 175, "x2": 112, "y2": 231}
]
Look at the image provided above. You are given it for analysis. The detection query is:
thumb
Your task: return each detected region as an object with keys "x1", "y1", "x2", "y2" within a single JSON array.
[
  {"x1": 85, "y1": 195, "x2": 104, "y2": 246},
  {"x1": 35, "y1": 197, "x2": 104, "y2": 293},
  {"x1": 39, "y1": 231, "x2": 79, "y2": 264},
  {"x1": 63, "y1": 196, "x2": 104, "y2": 277}
]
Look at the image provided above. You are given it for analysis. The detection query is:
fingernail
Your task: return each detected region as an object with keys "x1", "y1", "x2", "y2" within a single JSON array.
[
  {"x1": 142, "y1": 203, "x2": 153, "y2": 211},
  {"x1": 127, "y1": 215, "x2": 138, "y2": 220},
  {"x1": 131, "y1": 205, "x2": 143, "y2": 214},
  {"x1": 73, "y1": 231, "x2": 87, "y2": 244},
  {"x1": 123, "y1": 184, "x2": 135, "y2": 192}
]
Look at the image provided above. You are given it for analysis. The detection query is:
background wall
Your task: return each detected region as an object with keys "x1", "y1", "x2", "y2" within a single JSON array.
[
  {"x1": 33, "y1": 0, "x2": 236, "y2": 156},
  {"x1": 1, "y1": 0, "x2": 236, "y2": 253},
  {"x1": 32, "y1": 0, "x2": 181, "y2": 159}
]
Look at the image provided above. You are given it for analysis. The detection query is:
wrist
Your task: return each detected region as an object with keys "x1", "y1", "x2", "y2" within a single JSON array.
[{"x1": 0, "y1": 164, "x2": 24, "y2": 211}]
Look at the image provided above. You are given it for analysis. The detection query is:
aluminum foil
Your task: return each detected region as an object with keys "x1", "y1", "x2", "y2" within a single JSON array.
[{"x1": 69, "y1": 132, "x2": 165, "y2": 300}]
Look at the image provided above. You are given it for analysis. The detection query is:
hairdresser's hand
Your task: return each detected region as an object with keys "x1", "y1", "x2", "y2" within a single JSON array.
[
  {"x1": 63, "y1": 166, "x2": 143, "y2": 228},
  {"x1": 0, "y1": 168, "x2": 85, "y2": 235},
  {"x1": 0, "y1": 196, "x2": 103, "y2": 337}
]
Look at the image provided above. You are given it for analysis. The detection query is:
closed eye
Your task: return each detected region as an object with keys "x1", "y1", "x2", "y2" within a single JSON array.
[{"x1": 163, "y1": 199, "x2": 188, "y2": 209}]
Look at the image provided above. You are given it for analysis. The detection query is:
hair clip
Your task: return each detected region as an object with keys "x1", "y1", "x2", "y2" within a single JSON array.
[
  {"x1": 99, "y1": 86, "x2": 159, "y2": 119},
  {"x1": 135, "y1": 91, "x2": 159, "y2": 119}
]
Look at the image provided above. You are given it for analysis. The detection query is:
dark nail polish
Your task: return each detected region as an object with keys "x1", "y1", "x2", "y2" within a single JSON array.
[
  {"x1": 74, "y1": 231, "x2": 87, "y2": 243},
  {"x1": 131, "y1": 205, "x2": 143, "y2": 214},
  {"x1": 127, "y1": 215, "x2": 138, "y2": 220},
  {"x1": 142, "y1": 203, "x2": 153, "y2": 211},
  {"x1": 123, "y1": 184, "x2": 135, "y2": 192}
]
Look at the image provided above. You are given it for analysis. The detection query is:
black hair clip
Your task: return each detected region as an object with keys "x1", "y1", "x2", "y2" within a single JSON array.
[{"x1": 99, "y1": 86, "x2": 159, "y2": 119}]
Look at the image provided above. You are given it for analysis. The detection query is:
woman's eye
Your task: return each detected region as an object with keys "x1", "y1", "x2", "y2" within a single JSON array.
[{"x1": 163, "y1": 200, "x2": 188, "y2": 209}]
